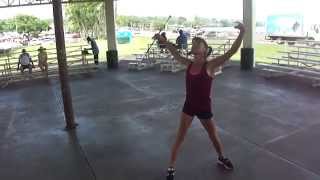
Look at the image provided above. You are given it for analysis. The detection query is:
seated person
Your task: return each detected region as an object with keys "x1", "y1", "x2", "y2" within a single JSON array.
[
  {"x1": 37, "y1": 46, "x2": 48, "y2": 72},
  {"x1": 158, "y1": 32, "x2": 168, "y2": 53},
  {"x1": 17, "y1": 49, "x2": 34, "y2": 74},
  {"x1": 176, "y1": 29, "x2": 188, "y2": 50}
]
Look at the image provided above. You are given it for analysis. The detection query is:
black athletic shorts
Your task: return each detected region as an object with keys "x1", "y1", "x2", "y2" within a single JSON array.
[{"x1": 182, "y1": 107, "x2": 213, "y2": 120}]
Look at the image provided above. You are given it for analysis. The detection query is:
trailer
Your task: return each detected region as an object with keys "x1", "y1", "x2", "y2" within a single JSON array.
[{"x1": 265, "y1": 14, "x2": 320, "y2": 44}]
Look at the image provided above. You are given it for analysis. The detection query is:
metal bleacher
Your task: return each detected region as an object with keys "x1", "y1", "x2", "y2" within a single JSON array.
[
  {"x1": 259, "y1": 44, "x2": 320, "y2": 87},
  {"x1": 0, "y1": 44, "x2": 99, "y2": 88}
]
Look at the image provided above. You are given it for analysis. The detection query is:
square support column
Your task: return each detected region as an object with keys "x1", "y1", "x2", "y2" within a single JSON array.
[
  {"x1": 105, "y1": 0, "x2": 118, "y2": 69},
  {"x1": 241, "y1": 0, "x2": 255, "y2": 70}
]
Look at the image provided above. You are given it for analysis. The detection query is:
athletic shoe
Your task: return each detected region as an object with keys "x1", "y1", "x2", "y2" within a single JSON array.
[
  {"x1": 166, "y1": 167, "x2": 175, "y2": 180},
  {"x1": 217, "y1": 157, "x2": 234, "y2": 170}
]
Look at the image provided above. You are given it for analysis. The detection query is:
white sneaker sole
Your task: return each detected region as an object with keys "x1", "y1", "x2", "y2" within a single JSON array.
[{"x1": 217, "y1": 160, "x2": 233, "y2": 170}]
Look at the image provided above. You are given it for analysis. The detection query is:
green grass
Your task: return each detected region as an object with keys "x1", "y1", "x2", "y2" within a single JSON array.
[
  {"x1": 97, "y1": 37, "x2": 287, "y2": 63},
  {"x1": 254, "y1": 43, "x2": 286, "y2": 62},
  {"x1": 95, "y1": 36, "x2": 153, "y2": 59},
  {"x1": 1, "y1": 36, "x2": 287, "y2": 70},
  {"x1": 117, "y1": 36, "x2": 153, "y2": 57},
  {"x1": 232, "y1": 43, "x2": 286, "y2": 62}
]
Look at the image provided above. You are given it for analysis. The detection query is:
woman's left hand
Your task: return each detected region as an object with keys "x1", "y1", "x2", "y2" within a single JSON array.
[{"x1": 234, "y1": 22, "x2": 245, "y2": 33}]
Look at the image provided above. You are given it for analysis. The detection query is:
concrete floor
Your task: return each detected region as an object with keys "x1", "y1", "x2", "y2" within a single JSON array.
[{"x1": 1, "y1": 62, "x2": 320, "y2": 180}]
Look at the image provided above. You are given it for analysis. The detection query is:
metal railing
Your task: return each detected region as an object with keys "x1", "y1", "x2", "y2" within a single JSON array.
[
  {"x1": 0, "y1": 44, "x2": 96, "y2": 86},
  {"x1": 0, "y1": 0, "x2": 104, "y2": 8}
]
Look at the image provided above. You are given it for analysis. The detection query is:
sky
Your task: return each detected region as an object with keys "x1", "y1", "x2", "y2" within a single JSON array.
[{"x1": 0, "y1": 0, "x2": 319, "y2": 22}]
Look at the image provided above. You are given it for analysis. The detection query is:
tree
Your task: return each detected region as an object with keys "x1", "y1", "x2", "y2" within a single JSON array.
[
  {"x1": 65, "y1": 2, "x2": 105, "y2": 38},
  {"x1": 220, "y1": 19, "x2": 233, "y2": 27},
  {"x1": 177, "y1": 16, "x2": 187, "y2": 26},
  {"x1": 192, "y1": 16, "x2": 210, "y2": 27},
  {"x1": 1, "y1": 15, "x2": 49, "y2": 38},
  {"x1": 0, "y1": 20, "x2": 6, "y2": 32},
  {"x1": 256, "y1": 21, "x2": 265, "y2": 27},
  {"x1": 209, "y1": 18, "x2": 219, "y2": 27},
  {"x1": 116, "y1": 15, "x2": 130, "y2": 27},
  {"x1": 0, "y1": 18, "x2": 17, "y2": 32}
]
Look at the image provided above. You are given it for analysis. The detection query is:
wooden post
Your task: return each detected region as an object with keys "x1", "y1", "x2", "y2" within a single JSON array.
[{"x1": 52, "y1": 0, "x2": 77, "y2": 130}]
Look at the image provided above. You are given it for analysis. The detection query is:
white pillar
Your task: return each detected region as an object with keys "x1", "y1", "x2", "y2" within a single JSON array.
[
  {"x1": 241, "y1": 0, "x2": 255, "y2": 70},
  {"x1": 105, "y1": 0, "x2": 118, "y2": 68},
  {"x1": 105, "y1": 0, "x2": 117, "y2": 51},
  {"x1": 243, "y1": 0, "x2": 255, "y2": 48}
]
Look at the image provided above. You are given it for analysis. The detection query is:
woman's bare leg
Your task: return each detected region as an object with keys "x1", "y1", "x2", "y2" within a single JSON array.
[
  {"x1": 200, "y1": 118, "x2": 234, "y2": 169},
  {"x1": 200, "y1": 118, "x2": 223, "y2": 157},
  {"x1": 169, "y1": 112, "x2": 193, "y2": 167}
]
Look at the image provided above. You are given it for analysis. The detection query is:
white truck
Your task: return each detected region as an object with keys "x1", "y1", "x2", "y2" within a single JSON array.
[{"x1": 265, "y1": 14, "x2": 320, "y2": 44}]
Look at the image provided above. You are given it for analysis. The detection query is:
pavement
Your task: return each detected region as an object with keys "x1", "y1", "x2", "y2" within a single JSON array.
[{"x1": 1, "y1": 62, "x2": 319, "y2": 180}]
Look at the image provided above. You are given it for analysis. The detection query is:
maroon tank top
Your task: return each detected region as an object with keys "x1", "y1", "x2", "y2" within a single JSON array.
[{"x1": 185, "y1": 63, "x2": 213, "y2": 111}]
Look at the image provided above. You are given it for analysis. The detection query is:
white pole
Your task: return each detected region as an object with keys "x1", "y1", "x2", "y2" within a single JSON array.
[
  {"x1": 105, "y1": 0, "x2": 117, "y2": 51},
  {"x1": 241, "y1": 0, "x2": 256, "y2": 69},
  {"x1": 243, "y1": 0, "x2": 255, "y2": 49}
]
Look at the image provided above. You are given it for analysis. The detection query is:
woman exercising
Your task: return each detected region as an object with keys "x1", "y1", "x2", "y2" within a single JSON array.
[{"x1": 153, "y1": 22, "x2": 245, "y2": 180}]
